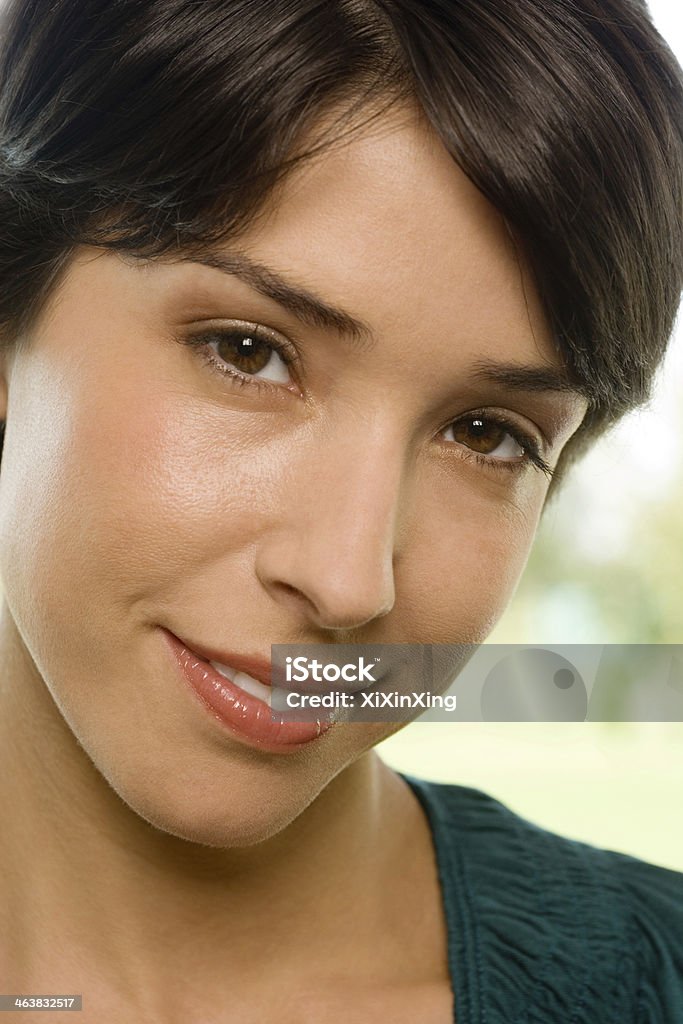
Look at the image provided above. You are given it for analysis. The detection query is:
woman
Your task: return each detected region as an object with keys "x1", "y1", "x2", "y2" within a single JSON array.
[{"x1": 0, "y1": 0, "x2": 681, "y2": 1020}]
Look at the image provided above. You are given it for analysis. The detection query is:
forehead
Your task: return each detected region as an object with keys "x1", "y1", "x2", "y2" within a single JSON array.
[{"x1": 225, "y1": 99, "x2": 558, "y2": 370}]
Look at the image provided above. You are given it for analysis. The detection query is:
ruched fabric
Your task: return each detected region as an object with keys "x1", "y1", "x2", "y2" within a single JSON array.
[{"x1": 400, "y1": 773, "x2": 683, "y2": 1023}]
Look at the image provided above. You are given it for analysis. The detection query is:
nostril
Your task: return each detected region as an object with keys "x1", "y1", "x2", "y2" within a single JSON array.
[{"x1": 271, "y1": 580, "x2": 320, "y2": 617}]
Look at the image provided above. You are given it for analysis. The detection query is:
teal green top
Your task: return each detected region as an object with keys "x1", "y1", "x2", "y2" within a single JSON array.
[{"x1": 400, "y1": 772, "x2": 683, "y2": 1023}]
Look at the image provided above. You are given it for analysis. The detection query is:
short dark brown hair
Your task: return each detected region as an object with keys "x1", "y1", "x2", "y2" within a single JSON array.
[{"x1": 1, "y1": 0, "x2": 682, "y2": 495}]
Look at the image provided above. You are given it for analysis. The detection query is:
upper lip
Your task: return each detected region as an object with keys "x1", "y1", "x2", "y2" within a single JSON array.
[{"x1": 170, "y1": 631, "x2": 273, "y2": 687}]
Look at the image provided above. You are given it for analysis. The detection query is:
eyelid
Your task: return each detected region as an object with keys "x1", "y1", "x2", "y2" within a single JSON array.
[
  {"x1": 185, "y1": 318, "x2": 303, "y2": 376},
  {"x1": 443, "y1": 408, "x2": 553, "y2": 478},
  {"x1": 466, "y1": 408, "x2": 544, "y2": 453}
]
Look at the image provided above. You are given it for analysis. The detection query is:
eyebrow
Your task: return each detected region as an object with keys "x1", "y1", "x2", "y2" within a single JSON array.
[
  {"x1": 182, "y1": 249, "x2": 591, "y2": 402},
  {"x1": 468, "y1": 358, "x2": 591, "y2": 401},
  {"x1": 182, "y1": 249, "x2": 374, "y2": 349}
]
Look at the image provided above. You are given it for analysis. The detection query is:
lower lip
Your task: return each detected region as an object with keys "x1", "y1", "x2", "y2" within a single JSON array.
[{"x1": 163, "y1": 629, "x2": 334, "y2": 754}]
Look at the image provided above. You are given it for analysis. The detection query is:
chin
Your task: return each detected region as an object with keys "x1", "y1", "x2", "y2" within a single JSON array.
[
  {"x1": 103, "y1": 758, "x2": 320, "y2": 849},
  {"x1": 139, "y1": 806, "x2": 298, "y2": 849}
]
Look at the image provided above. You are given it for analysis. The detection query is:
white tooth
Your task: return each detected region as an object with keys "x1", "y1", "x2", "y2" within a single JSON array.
[
  {"x1": 210, "y1": 660, "x2": 236, "y2": 682},
  {"x1": 233, "y1": 671, "x2": 272, "y2": 707},
  {"x1": 209, "y1": 661, "x2": 271, "y2": 706}
]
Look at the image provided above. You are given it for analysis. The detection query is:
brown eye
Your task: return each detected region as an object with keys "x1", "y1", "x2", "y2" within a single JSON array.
[
  {"x1": 442, "y1": 413, "x2": 553, "y2": 476},
  {"x1": 199, "y1": 326, "x2": 292, "y2": 385},
  {"x1": 214, "y1": 330, "x2": 274, "y2": 375},
  {"x1": 445, "y1": 416, "x2": 526, "y2": 459}
]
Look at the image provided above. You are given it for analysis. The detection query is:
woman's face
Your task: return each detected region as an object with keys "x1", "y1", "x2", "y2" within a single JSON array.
[{"x1": 0, "y1": 102, "x2": 586, "y2": 845}]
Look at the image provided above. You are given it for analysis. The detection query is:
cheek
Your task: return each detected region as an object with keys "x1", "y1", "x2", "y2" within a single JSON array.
[
  {"x1": 0, "y1": 369, "x2": 294, "y2": 636},
  {"x1": 400, "y1": 470, "x2": 542, "y2": 643}
]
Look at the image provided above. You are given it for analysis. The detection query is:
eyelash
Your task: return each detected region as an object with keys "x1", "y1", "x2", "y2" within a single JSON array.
[
  {"x1": 183, "y1": 322, "x2": 302, "y2": 395},
  {"x1": 450, "y1": 413, "x2": 554, "y2": 479},
  {"x1": 182, "y1": 325, "x2": 554, "y2": 480}
]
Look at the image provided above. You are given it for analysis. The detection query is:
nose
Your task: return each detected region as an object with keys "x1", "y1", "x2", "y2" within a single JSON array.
[{"x1": 254, "y1": 422, "x2": 405, "y2": 632}]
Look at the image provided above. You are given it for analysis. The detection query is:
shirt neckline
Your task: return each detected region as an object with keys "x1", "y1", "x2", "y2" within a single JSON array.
[
  {"x1": 397, "y1": 770, "x2": 638, "y2": 1024},
  {"x1": 399, "y1": 771, "x2": 477, "y2": 1024}
]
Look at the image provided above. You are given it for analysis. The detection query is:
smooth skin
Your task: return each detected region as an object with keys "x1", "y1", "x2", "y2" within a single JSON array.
[{"x1": 0, "y1": 100, "x2": 587, "y2": 1022}]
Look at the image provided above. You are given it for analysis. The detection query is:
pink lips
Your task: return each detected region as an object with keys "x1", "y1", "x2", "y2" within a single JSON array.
[{"x1": 162, "y1": 628, "x2": 335, "y2": 754}]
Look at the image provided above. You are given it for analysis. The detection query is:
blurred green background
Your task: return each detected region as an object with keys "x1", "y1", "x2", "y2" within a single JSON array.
[{"x1": 379, "y1": 0, "x2": 683, "y2": 872}]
